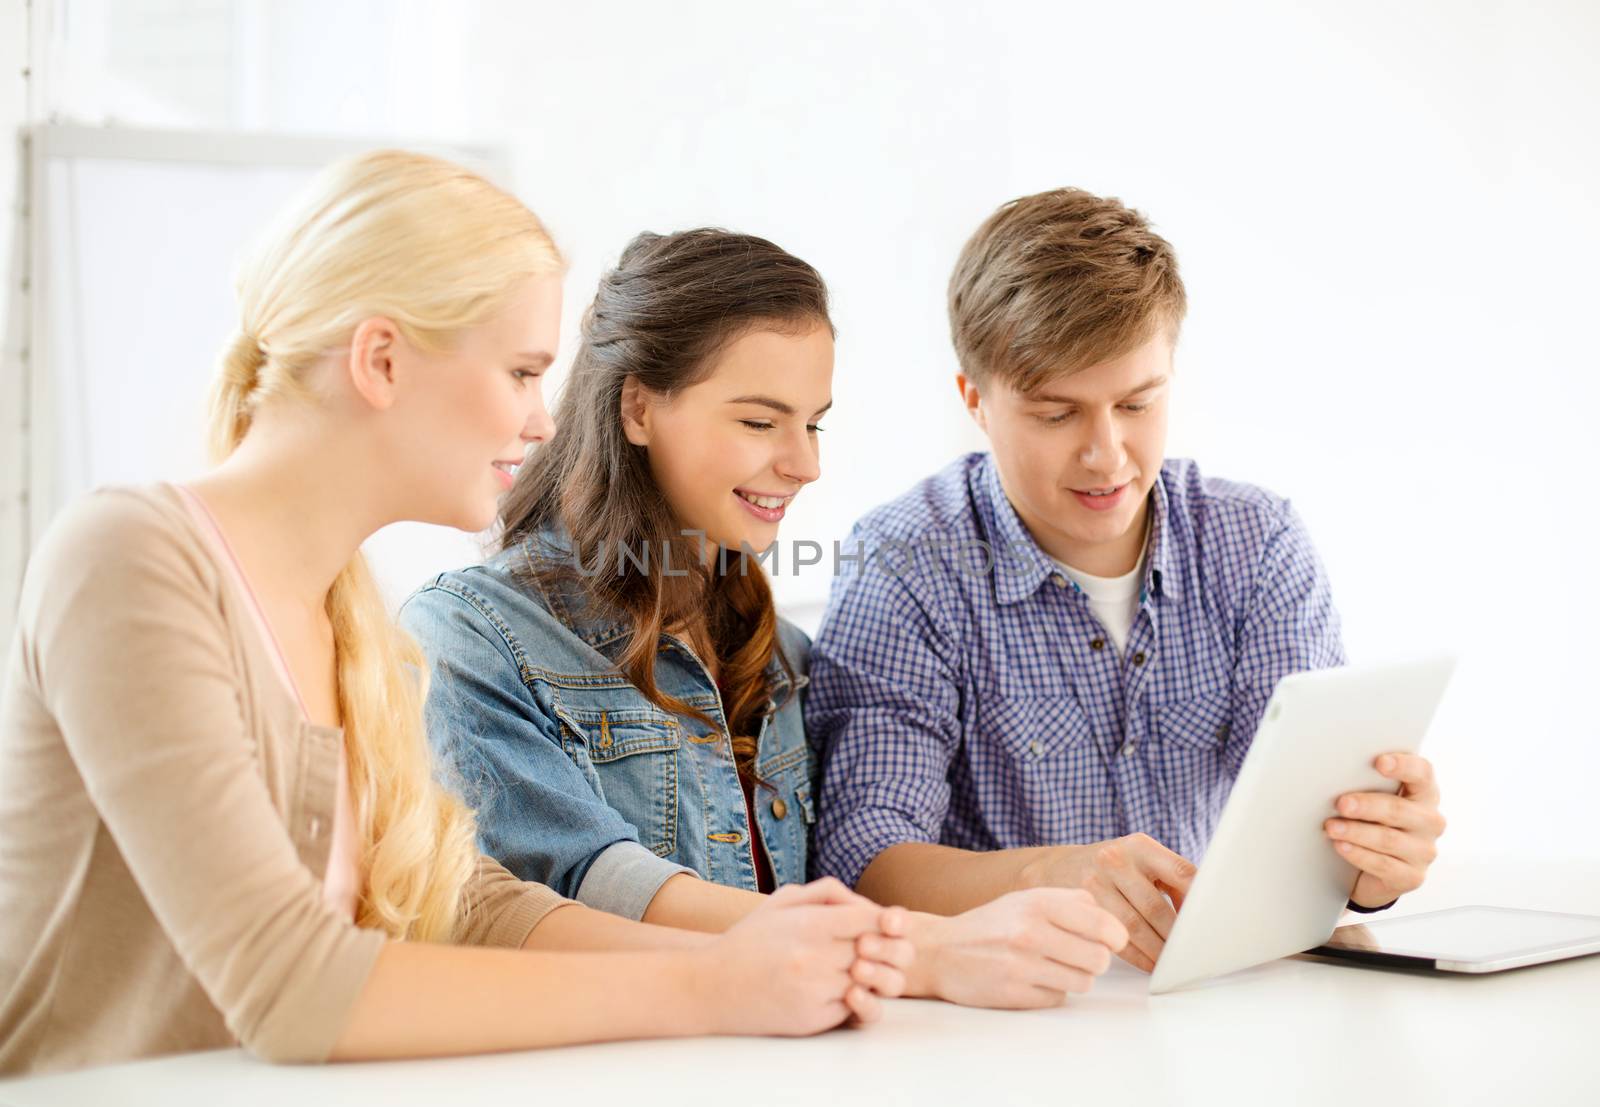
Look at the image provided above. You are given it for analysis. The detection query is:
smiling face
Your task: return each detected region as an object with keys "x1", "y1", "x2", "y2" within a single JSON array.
[
  {"x1": 621, "y1": 323, "x2": 834, "y2": 555},
  {"x1": 960, "y1": 334, "x2": 1173, "y2": 577},
  {"x1": 393, "y1": 275, "x2": 562, "y2": 532}
]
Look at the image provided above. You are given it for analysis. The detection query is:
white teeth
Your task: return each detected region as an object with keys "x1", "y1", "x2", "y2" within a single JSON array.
[
  {"x1": 494, "y1": 462, "x2": 518, "y2": 475},
  {"x1": 737, "y1": 491, "x2": 789, "y2": 510}
]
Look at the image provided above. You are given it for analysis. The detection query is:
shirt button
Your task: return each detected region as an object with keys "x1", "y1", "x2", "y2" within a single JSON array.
[
  {"x1": 1090, "y1": 638, "x2": 1106, "y2": 651},
  {"x1": 1132, "y1": 651, "x2": 1147, "y2": 666},
  {"x1": 771, "y1": 797, "x2": 788, "y2": 820},
  {"x1": 1121, "y1": 743, "x2": 1136, "y2": 757},
  {"x1": 1051, "y1": 574, "x2": 1067, "y2": 587},
  {"x1": 1028, "y1": 740, "x2": 1043, "y2": 757}
]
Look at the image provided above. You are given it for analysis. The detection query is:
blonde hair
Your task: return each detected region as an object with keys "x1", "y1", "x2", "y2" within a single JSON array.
[{"x1": 208, "y1": 150, "x2": 563, "y2": 942}]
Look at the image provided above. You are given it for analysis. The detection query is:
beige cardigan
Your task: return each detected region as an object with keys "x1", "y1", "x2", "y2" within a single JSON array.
[{"x1": 0, "y1": 486, "x2": 570, "y2": 1074}]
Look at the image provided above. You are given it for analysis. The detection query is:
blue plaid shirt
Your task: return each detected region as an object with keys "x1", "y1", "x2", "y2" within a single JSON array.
[{"x1": 807, "y1": 452, "x2": 1345, "y2": 887}]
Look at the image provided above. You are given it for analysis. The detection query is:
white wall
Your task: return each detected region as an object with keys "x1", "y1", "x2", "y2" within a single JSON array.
[
  {"x1": 409, "y1": 0, "x2": 1600, "y2": 863},
  {"x1": 25, "y1": 0, "x2": 1600, "y2": 862},
  {"x1": 1, "y1": 0, "x2": 36, "y2": 642}
]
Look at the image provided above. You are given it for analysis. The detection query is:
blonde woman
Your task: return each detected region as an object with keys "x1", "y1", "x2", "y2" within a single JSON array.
[{"x1": 0, "y1": 151, "x2": 911, "y2": 1076}]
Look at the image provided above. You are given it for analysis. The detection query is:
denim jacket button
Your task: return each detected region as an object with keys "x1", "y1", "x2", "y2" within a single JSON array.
[{"x1": 770, "y1": 797, "x2": 788, "y2": 820}]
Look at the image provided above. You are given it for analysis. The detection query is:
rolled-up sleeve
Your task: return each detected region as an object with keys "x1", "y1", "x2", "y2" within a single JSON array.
[
  {"x1": 576, "y1": 841, "x2": 695, "y2": 920},
  {"x1": 454, "y1": 854, "x2": 574, "y2": 947},
  {"x1": 401, "y1": 585, "x2": 693, "y2": 919},
  {"x1": 806, "y1": 525, "x2": 964, "y2": 888},
  {"x1": 21, "y1": 493, "x2": 385, "y2": 1064}
]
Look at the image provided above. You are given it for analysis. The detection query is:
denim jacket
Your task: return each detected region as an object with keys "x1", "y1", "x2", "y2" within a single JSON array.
[{"x1": 399, "y1": 528, "x2": 816, "y2": 920}]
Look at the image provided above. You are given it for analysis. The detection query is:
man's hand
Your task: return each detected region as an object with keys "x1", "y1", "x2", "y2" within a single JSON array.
[
  {"x1": 1018, "y1": 833, "x2": 1195, "y2": 972},
  {"x1": 1326, "y1": 753, "x2": 1445, "y2": 908},
  {"x1": 910, "y1": 889, "x2": 1129, "y2": 1008}
]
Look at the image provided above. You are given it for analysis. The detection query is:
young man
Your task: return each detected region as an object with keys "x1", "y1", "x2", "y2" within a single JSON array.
[{"x1": 807, "y1": 189, "x2": 1446, "y2": 972}]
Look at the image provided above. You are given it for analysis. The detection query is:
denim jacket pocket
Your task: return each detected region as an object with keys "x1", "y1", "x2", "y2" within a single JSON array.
[
  {"x1": 553, "y1": 705, "x2": 681, "y2": 858},
  {"x1": 752, "y1": 723, "x2": 815, "y2": 887}
]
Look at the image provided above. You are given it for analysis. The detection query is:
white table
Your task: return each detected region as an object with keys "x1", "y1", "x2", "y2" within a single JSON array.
[{"x1": 4, "y1": 856, "x2": 1597, "y2": 1107}]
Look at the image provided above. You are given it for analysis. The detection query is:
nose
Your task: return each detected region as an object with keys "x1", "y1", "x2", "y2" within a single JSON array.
[
  {"x1": 775, "y1": 424, "x2": 821, "y2": 487},
  {"x1": 1079, "y1": 407, "x2": 1125, "y2": 475},
  {"x1": 522, "y1": 385, "x2": 555, "y2": 446}
]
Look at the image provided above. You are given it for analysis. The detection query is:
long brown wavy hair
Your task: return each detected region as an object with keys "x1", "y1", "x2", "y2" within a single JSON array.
[{"x1": 497, "y1": 229, "x2": 832, "y2": 781}]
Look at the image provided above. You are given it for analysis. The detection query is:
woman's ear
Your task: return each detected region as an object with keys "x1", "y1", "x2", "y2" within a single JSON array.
[
  {"x1": 348, "y1": 316, "x2": 404, "y2": 411},
  {"x1": 620, "y1": 375, "x2": 653, "y2": 446}
]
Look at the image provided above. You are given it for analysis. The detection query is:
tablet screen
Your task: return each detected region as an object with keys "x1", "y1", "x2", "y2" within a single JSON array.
[{"x1": 1321, "y1": 906, "x2": 1600, "y2": 962}]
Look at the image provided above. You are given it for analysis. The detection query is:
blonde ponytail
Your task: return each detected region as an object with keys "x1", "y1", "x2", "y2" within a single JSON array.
[
  {"x1": 207, "y1": 331, "x2": 270, "y2": 462},
  {"x1": 331, "y1": 557, "x2": 479, "y2": 941},
  {"x1": 209, "y1": 150, "x2": 562, "y2": 941}
]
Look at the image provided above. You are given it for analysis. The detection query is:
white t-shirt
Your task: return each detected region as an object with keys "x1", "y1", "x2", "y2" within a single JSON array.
[{"x1": 1050, "y1": 543, "x2": 1147, "y2": 657}]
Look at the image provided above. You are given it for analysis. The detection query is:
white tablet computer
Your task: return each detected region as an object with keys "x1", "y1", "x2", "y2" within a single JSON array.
[
  {"x1": 1148, "y1": 655, "x2": 1457, "y2": 995},
  {"x1": 1309, "y1": 905, "x2": 1600, "y2": 973}
]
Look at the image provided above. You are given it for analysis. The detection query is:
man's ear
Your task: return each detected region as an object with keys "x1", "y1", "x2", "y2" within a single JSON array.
[
  {"x1": 348, "y1": 316, "x2": 403, "y2": 412},
  {"x1": 955, "y1": 373, "x2": 988, "y2": 433},
  {"x1": 620, "y1": 375, "x2": 653, "y2": 446}
]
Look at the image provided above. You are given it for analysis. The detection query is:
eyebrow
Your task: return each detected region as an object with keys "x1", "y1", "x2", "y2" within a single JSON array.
[
  {"x1": 1025, "y1": 375, "x2": 1169, "y2": 406},
  {"x1": 516, "y1": 351, "x2": 556, "y2": 369},
  {"x1": 727, "y1": 395, "x2": 834, "y2": 417}
]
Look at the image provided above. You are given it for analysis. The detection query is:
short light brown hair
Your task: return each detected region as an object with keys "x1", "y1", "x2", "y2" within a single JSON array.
[{"x1": 948, "y1": 188, "x2": 1186, "y2": 393}]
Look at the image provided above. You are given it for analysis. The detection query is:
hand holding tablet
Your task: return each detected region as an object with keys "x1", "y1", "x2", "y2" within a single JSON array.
[
  {"x1": 1325, "y1": 750, "x2": 1448, "y2": 910},
  {"x1": 1149, "y1": 655, "x2": 1458, "y2": 994}
]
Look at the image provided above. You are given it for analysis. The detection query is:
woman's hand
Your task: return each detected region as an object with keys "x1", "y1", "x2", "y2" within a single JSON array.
[
  {"x1": 909, "y1": 887, "x2": 1130, "y2": 1008},
  {"x1": 696, "y1": 878, "x2": 912, "y2": 1036}
]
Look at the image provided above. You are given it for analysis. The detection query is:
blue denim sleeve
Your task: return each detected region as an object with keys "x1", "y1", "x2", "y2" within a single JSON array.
[
  {"x1": 804, "y1": 525, "x2": 963, "y2": 888},
  {"x1": 1226, "y1": 503, "x2": 1348, "y2": 778},
  {"x1": 399, "y1": 584, "x2": 693, "y2": 919}
]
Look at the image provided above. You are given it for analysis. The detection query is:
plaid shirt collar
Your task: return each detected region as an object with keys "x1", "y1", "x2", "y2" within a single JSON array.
[{"x1": 977, "y1": 452, "x2": 1181, "y2": 609}]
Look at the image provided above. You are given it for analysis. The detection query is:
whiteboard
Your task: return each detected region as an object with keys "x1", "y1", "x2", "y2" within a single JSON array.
[{"x1": 19, "y1": 125, "x2": 512, "y2": 616}]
